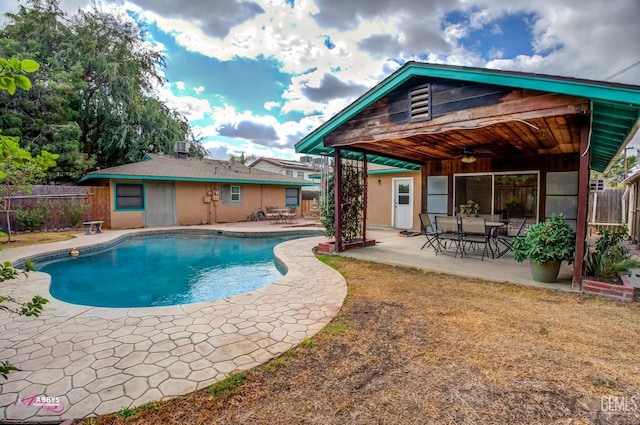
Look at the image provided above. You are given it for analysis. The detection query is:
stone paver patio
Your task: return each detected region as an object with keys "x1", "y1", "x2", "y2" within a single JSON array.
[{"x1": 0, "y1": 225, "x2": 345, "y2": 422}]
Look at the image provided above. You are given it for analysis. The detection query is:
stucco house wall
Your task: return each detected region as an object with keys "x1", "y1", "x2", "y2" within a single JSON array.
[
  {"x1": 367, "y1": 171, "x2": 422, "y2": 230},
  {"x1": 109, "y1": 179, "x2": 144, "y2": 229},
  {"x1": 81, "y1": 154, "x2": 309, "y2": 229}
]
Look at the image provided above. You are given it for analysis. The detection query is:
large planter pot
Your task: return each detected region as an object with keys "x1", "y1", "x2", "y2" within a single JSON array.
[{"x1": 530, "y1": 259, "x2": 561, "y2": 283}]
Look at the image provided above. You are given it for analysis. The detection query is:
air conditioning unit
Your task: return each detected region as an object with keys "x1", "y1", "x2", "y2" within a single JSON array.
[{"x1": 174, "y1": 141, "x2": 191, "y2": 158}]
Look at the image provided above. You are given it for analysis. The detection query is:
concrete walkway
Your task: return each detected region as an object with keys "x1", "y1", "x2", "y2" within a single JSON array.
[{"x1": 0, "y1": 223, "x2": 345, "y2": 422}]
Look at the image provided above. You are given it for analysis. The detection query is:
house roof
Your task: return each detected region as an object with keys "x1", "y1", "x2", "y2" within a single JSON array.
[
  {"x1": 622, "y1": 169, "x2": 640, "y2": 186},
  {"x1": 79, "y1": 154, "x2": 315, "y2": 186},
  {"x1": 248, "y1": 156, "x2": 320, "y2": 171},
  {"x1": 295, "y1": 62, "x2": 640, "y2": 173}
]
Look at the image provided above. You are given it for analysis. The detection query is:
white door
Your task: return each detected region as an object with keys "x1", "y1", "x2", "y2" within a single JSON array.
[{"x1": 393, "y1": 178, "x2": 413, "y2": 229}]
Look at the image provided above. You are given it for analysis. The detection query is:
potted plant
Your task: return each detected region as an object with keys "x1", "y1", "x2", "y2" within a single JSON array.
[
  {"x1": 503, "y1": 196, "x2": 523, "y2": 218},
  {"x1": 510, "y1": 213, "x2": 575, "y2": 283},
  {"x1": 459, "y1": 200, "x2": 479, "y2": 216}
]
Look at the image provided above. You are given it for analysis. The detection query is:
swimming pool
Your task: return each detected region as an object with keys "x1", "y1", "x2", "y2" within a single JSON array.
[{"x1": 41, "y1": 233, "x2": 301, "y2": 308}]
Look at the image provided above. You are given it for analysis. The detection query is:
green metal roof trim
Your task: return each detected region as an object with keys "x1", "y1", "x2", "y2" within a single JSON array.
[
  {"x1": 79, "y1": 173, "x2": 316, "y2": 186},
  {"x1": 296, "y1": 62, "x2": 640, "y2": 173},
  {"x1": 368, "y1": 168, "x2": 417, "y2": 175}
]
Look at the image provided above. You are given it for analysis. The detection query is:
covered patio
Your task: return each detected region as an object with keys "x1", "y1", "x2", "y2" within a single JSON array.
[
  {"x1": 296, "y1": 62, "x2": 640, "y2": 289},
  {"x1": 341, "y1": 228, "x2": 574, "y2": 290}
]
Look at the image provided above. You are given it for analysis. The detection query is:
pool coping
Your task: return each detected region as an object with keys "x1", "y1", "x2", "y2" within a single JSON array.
[{"x1": 0, "y1": 225, "x2": 345, "y2": 422}]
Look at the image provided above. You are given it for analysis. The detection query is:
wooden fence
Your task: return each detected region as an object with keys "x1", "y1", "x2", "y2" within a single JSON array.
[
  {"x1": 587, "y1": 189, "x2": 625, "y2": 235},
  {"x1": 588, "y1": 190, "x2": 624, "y2": 224},
  {"x1": 0, "y1": 185, "x2": 111, "y2": 233},
  {"x1": 300, "y1": 199, "x2": 320, "y2": 218}
]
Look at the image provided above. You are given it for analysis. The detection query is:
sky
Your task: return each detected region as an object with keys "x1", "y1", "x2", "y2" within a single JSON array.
[{"x1": 2, "y1": 0, "x2": 640, "y2": 161}]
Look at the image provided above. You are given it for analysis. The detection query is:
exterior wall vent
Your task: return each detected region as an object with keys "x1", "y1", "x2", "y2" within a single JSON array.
[
  {"x1": 590, "y1": 178, "x2": 605, "y2": 191},
  {"x1": 409, "y1": 84, "x2": 431, "y2": 122}
]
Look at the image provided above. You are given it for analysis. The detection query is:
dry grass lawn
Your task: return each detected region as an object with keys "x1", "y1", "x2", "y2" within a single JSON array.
[
  {"x1": 1, "y1": 231, "x2": 80, "y2": 248},
  {"x1": 78, "y1": 256, "x2": 640, "y2": 425}
]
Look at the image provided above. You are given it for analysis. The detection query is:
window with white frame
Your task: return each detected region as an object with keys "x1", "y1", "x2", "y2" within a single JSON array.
[
  {"x1": 221, "y1": 184, "x2": 242, "y2": 204},
  {"x1": 454, "y1": 172, "x2": 539, "y2": 222},
  {"x1": 231, "y1": 186, "x2": 240, "y2": 201}
]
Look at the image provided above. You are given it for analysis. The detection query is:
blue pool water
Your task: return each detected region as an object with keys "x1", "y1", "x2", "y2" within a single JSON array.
[{"x1": 41, "y1": 233, "x2": 298, "y2": 308}]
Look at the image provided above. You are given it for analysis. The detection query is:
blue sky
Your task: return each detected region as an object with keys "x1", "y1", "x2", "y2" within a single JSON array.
[{"x1": 2, "y1": 0, "x2": 639, "y2": 160}]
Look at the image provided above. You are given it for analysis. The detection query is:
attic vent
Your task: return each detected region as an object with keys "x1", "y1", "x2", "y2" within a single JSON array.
[
  {"x1": 590, "y1": 178, "x2": 605, "y2": 191},
  {"x1": 409, "y1": 84, "x2": 431, "y2": 122}
]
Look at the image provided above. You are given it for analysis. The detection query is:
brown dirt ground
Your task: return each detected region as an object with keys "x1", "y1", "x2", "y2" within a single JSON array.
[{"x1": 77, "y1": 256, "x2": 640, "y2": 425}]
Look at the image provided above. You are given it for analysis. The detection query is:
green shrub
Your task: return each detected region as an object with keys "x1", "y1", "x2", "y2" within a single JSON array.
[
  {"x1": 585, "y1": 227, "x2": 640, "y2": 280},
  {"x1": 62, "y1": 199, "x2": 88, "y2": 228},
  {"x1": 14, "y1": 201, "x2": 51, "y2": 232},
  {"x1": 511, "y1": 214, "x2": 576, "y2": 264}
]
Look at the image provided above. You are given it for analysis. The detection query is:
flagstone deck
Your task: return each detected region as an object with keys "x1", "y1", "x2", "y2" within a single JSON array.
[{"x1": 0, "y1": 224, "x2": 344, "y2": 422}]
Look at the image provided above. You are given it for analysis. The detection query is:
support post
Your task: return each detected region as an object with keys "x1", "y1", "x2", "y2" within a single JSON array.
[
  {"x1": 362, "y1": 155, "x2": 367, "y2": 243},
  {"x1": 334, "y1": 148, "x2": 343, "y2": 252},
  {"x1": 573, "y1": 121, "x2": 590, "y2": 290}
]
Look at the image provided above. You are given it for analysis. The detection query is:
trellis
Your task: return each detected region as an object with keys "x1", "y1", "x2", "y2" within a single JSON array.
[{"x1": 331, "y1": 148, "x2": 367, "y2": 251}]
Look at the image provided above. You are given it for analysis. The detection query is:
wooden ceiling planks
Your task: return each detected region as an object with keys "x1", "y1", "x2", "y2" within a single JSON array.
[{"x1": 323, "y1": 85, "x2": 590, "y2": 164}]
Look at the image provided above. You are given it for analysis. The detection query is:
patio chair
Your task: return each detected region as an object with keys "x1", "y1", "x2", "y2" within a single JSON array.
[
  {"x1": 460, "y1": 217, "x2": 491, "y2": 260},
  {"x1": 495, "y1": 217, "x2": 528, "y2": 258},
  {"x1": 418, "y1": 213, "x2": 438, "y2": 252},
  {"x1": 282, "y1": 207, "x2": 297, "y2": 224},
  {"x1": 265, "y1": 206, "x2": 280, "y2": 223},
  {"x1": 434, "y1": 216, "x2": 462, "y2": 257}
]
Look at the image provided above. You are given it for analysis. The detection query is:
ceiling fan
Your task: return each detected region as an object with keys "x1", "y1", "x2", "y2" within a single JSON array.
[
  {"x1": 456, "y1": 147, "x2": 491, "y2": 163},
  {"x1": 458, "y1": 148, "x2": 477, "y2": 163}
]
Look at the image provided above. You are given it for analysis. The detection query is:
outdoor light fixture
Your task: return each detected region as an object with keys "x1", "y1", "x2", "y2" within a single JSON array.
[
  {"x1": 461, "y1": 152, "x2": 476, "y2": 163},
  {"x1": 376, "y1": 179, "x2": 381, "y2": 185}
]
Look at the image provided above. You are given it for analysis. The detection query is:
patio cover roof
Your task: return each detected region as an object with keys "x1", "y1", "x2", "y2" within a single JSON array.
[{"x1": 295, "y1": 62, "x2": 640, "y2": 173}]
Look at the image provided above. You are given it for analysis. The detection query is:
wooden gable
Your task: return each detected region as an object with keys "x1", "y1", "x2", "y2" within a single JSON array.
[{"x1": 324, "y1": 77, "x2": 589, "y2": 165}]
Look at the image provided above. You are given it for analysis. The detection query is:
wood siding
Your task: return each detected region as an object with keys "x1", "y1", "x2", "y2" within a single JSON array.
[
  {"x1": 421, "y1": 153, "x2": 580, "y2": 220},
  {"x1": 323, "y1": 77, "x2": 588, "y2": 166}
]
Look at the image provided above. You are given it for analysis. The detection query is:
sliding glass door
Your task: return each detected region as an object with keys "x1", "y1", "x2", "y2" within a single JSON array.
[
  {"x1": 454, "y1": 172, "x2": 538, "y2": 222},
  {"x1": 454, "y1": 175, "x2": 492, "y2": 215},
  {"x1": 494, "y1": 174, "x2": 538, "y2": 220}
]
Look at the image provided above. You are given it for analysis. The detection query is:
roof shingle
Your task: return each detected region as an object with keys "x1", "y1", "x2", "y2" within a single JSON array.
[{"x1": 80, "y1": 154, "x2": 314, "y2": 186}]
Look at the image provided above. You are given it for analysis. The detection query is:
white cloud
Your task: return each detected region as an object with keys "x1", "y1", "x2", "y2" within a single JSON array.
[
  {"x1": 0, "y1": 0, "x2": 638, "y2": 162},
  {"x1": 158, "y1": 84, "x2": 213, "y2": 121}
]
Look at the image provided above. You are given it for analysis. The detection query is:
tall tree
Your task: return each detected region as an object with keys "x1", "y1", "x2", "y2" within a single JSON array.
[
  {"x1": 591, "y1": 153, "x2": 639, "y2": 189},
  {"x1": 0, "y1": 0, "x2": 200, "y2": 178},
  {"x1": 0, "y1": 0, "x2": 90, "y2": 181}
]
